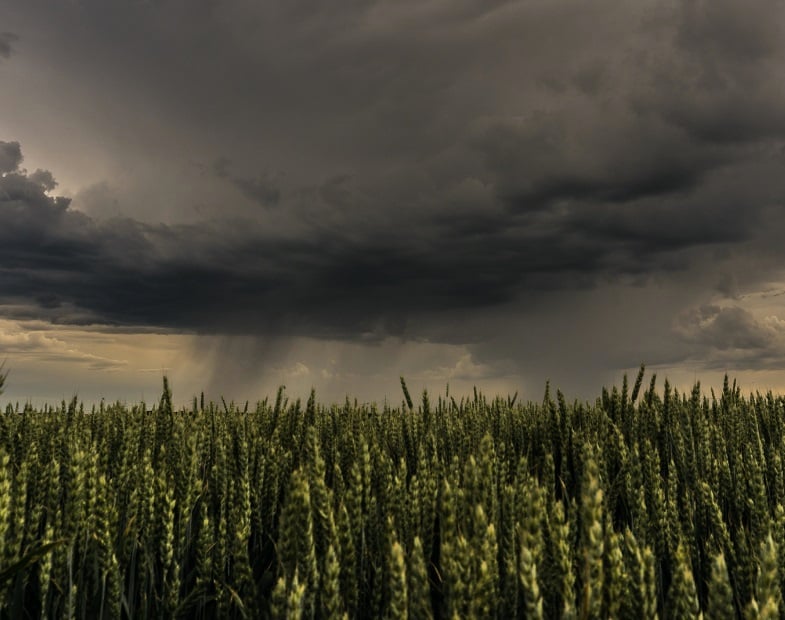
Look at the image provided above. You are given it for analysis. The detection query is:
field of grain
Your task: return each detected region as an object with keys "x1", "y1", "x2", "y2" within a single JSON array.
[{"x1": 0, "y1": 368, "x2": 782, "y2": 618}]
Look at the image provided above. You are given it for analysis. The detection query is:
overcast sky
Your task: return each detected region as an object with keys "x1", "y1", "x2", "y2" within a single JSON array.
[{"x1": 2, "y1": 0, "x2": 785, "y2": 406}]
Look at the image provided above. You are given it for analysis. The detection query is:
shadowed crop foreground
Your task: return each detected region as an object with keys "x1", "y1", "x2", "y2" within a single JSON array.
[{"x1": 0, "y1": 369, "x2": 784, "y2": 618}]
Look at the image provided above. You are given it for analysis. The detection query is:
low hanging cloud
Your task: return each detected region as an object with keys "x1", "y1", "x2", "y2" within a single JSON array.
[
  {"x1": 673, "y1": 304, "x2": 785, "y2": 370},
  {"x1": 2, "y1": 134, "x2": 785, "y2": 350},
  {"x1": 676, "y1": 305, "x2": 778, "y2": 351},
  {"x1": 0, "y1": 321, "x2": 126, "y2": 371}
]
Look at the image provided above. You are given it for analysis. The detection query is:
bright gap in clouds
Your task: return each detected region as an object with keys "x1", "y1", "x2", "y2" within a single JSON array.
[
  {"x1": 0, "y1": 320, "x2": 525, "y2": 407},
  {"x1": 6, "y1": 280, "x2": 785, "y2": 408}
]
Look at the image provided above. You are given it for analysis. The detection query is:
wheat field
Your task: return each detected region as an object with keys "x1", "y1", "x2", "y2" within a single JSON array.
[{"x1": 0, "y1": 368, "x2": 782, "y2": 619}]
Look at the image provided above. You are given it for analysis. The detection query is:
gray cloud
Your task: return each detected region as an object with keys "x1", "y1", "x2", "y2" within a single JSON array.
[
  {"x1": 2, "y1": 139, "x2": 781, "y2": 351},
  {"x1": 676, "y1": 305, "x2": 775, "y2": 351},
  {"x1": 4, "y1": 0, "x2": 785, "y2": 392},
  {"x1": 232, "y1": 175, "x2": 281, "y2": 208},
  {"x1": 670, "y1": 303, "x2": 785, "y2": 372},
  {"x1": 28, "y1": 169, "x2": 57, "y2": 191},
  {"x1": 473, "y1": 113, "x2": 723, "y2": 209},
  {"x1": 0, "y1": 142, "x2": 22, "y2": 174},
  {"x1": 213, "y1": 159, "x2": 281, "y2": 208},
  {"x1": 632, "y1": 1, "x2": 785, "y2": 146},
  {"x1": 677, "y1": 0, "x2": 783, "y2": 64},
  {"x1": 6, "y1": 0, "x2": 785, "y2": 220},
  {"x1": 0, "y1": 32, "x2": 17, "y2": 59}
]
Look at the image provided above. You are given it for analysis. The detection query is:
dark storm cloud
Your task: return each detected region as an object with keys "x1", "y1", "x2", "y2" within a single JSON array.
[
  {"x1": 677, "y1": 0, "x2": 783, "y2": 61},
  {"x1": 632, "y1": 1, "x2": 785, "y2": 146},
  {"x1": 0, "y1": 141, "x2": 777, "y2": 343},
  {"x1": 477, "y1": 116, "x2": 718, "y2": 209},
  {"x1": 0, "y1": 32, "x2": 17, "y2": 59},
  {"x1": 4, "y1": 0, "x2": 785, "y2": 375},
  {"x1": 0, "y1": 142, "x2": 22, "y2": 174},
  {"x1": 1, "y1": 170, "x2": 511, "y2": 335},
  {"x1": 28, "y1": 169, "x2": 57, "y2": 191}
]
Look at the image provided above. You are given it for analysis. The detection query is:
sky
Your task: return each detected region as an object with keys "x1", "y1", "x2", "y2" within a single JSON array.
[{"x1": 2, "y1": 0, "x2": 785, "y2": 406}]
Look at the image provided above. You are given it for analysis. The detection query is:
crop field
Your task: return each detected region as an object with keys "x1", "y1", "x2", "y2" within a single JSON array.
[{"x1": 0, "y1": 368, "x2": 783, "y2": 618}]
